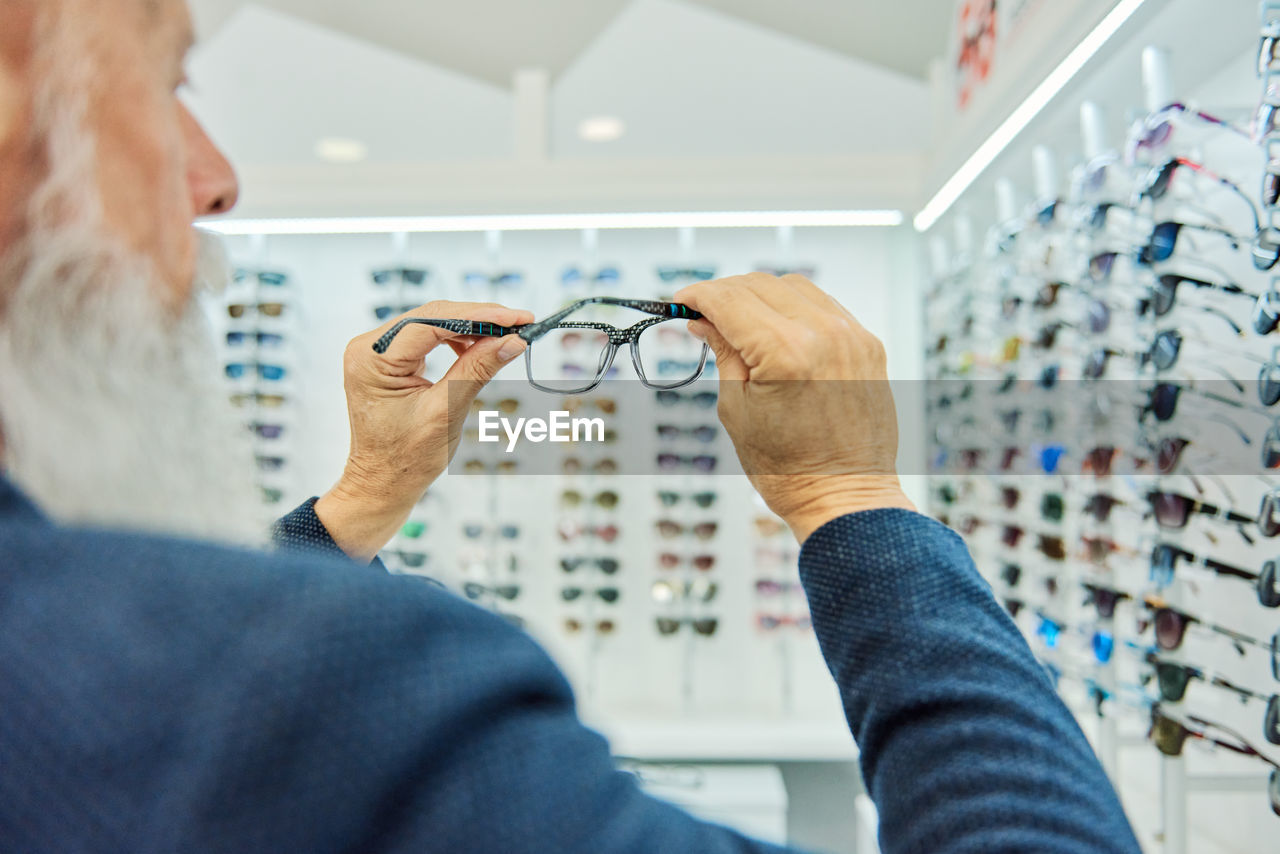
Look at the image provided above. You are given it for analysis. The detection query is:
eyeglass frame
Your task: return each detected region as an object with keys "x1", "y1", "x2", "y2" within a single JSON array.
[{"x1": 371, "y1": 297, "x2": 709, "y2": 394}]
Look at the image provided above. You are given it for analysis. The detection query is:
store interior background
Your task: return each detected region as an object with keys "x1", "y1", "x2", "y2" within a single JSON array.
[{"x1": 185, "y1": 1, "x2": 1274, "y2": 851}]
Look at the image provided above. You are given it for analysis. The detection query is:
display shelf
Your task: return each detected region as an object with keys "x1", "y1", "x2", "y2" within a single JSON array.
[{"x1": 594, "y1": 718, "x2": 859, "y2": 763}]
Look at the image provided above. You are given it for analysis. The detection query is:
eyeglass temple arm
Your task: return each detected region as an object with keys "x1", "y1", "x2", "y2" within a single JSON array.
[{"x1": 371, "y1": 318, "x2": 532, "y2": 355}]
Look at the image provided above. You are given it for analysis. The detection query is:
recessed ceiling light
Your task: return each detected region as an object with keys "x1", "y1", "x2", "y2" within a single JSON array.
[
  {"x1": 578, "y1": 116, "x2": 625, "y2": 143},
  {"x1": 315, "y1": 137, "x2": 368, "y2": 164}
]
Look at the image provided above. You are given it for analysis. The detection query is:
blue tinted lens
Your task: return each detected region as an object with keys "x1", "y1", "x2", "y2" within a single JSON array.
[
  {"x1": 225, "y1": 364, "x2": 248, "y2": 379},
  {"x1": 374, "y1": 306, "x2": 396, "y2": 320},
  {"x1": 258, "y1": 365, "x2": 287, "y2": 381},
  {"x1": 226, "y1": 332, "x2": 247, "y2": 346},
  {"x1": 1092, "y1": 631, "x2": 1115, "y2": 664},
  {"x1": 258, "y1": 271, "x2": 287, "y2": 287}
]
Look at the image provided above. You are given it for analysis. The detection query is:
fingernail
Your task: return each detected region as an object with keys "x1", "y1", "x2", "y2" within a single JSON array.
[{"x1": 498, "y1": 338, "x2": 525, "y2": 363}]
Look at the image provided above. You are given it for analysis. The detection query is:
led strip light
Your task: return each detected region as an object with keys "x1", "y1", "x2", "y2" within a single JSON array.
[{"x1": 200, "y1": 210, "x2": 905, "y2": 236}]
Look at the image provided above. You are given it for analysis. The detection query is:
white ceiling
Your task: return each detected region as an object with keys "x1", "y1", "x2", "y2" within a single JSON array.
[{"x1": 188, "y1": 0, "x2": 955, "y2": 88}]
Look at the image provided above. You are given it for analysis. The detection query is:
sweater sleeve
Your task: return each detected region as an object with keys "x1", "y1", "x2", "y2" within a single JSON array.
[
  {"x1": 799, "y1": 509, "x2": 1141, "y2": 854},
  {"x1": 271, "y1": 498, "x2": 387, "y2": 573}
]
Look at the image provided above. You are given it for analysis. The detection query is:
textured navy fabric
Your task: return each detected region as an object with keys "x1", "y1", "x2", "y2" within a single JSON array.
[
  {"x1": 800, "y1": 510, "x2": 1141, "y2": 854},
  {"x1": 272, "y1": 497, "x2": 387, "y2": 573},
  {"x1": 0, "y1": 477, "x2": 1139, "y2": 853}
]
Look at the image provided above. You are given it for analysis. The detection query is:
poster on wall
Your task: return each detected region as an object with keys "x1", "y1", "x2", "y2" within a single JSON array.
[{"x1": 952, "y1": 0, "x2": 1048, "y2": 110}]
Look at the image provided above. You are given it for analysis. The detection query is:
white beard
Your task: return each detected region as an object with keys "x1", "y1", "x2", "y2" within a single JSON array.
[{"x1": 0, "y1": 225, "x2": 268, "y2": 548}]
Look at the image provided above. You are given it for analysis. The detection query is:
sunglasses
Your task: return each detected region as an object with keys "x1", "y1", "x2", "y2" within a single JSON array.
[
  {"x1": 400, "y1": 521, "x2": 427, "y2": 539},
  {"x1": 652, "y1": 578, "x2": 718, "y2": 604},
  {"x1": 226, "y1": 331, "x2": 286, "y2": 348},
  {"x1": 1140, "y1": 597, "x2": 1263, "y2": 653},
  {"x1": 561, "y1": 457, "x2": 618, "y2": 476},
  {"x1": 756, "y1": 614, "x2": 812, "y2": 631},
  {"x1": 1148, "y1": 273, "x2": 1256, "y2": 317},
  {"x1": 1148, "y1": 543, "x2": 1258, "y2": 590},
  {"x1": 560, "y1": 490, "x2": 620, "y2": 510},
  {"x1": 657, "y1": 491, "x2": 717, "y2": 509},
  {"x1": 656, "y1": 520, "x2": 718, "y2": 540},
  {"x1": 657, "y1": 454, "x2": 718, "y2": 473},
  {"x1": 465, "y1": 583, "x2": 521, "y2": 602},
  {"x1": 656, "y1": 267, "x2": 717, "y2": 283},
  {"x1": 374, "y1": 304, "x2": 419, "y2": 321},
  {"x1": 656, "y1": 616, "x2": 719, "y2": 636},
  {"x1": 463, "y1": 524, "x2": 520, "y2": 540},
  {"x1": 225, "y1": 363, "x2": 287, "y2": 382},
  {"x1": 385, "y1": 549, "x2": 429, "y2": 569},
  {"x1": 1139, "y1": 221, "x2": 1243, "y2": 266},
  {"x1": 249, "y1": 422, "x2": 285, "y2": 441},
  {"x1": 563, "y1": 618, "x2": 616, "y2": 635},
  {"x1": 755, "y1": 579, "x2": 803, "y2": 596},
  {"x1": 228, "y1": 302, "x2": 286, "y2": 319},
  {"x1": 557, "y1": 522, "x2": 619, "y2": 543},
  {"x1": 260, "y1": 486, "x2": 284, "y2": 505},
  {"x1": 656, "y1": 424, "x2": 718, "y2": 443},
  {"x1": 461, "y1": 459, "x2": 520, "y2": 475},
  {"x1": 463, "y1": 271, "x2": 525, "y2": 288},
  {"x1": 1140, "y1": 158, "x2": 1262, "y2": 233},
  {"x1": 371, "y1": 267, "x2": 429, "y2": 286},
  {"x1": 658, "y1": 553, "x2": 716, "y2": 571},
  {"x1": 1147, "y1": 712, "x2": 1280, "y2": 816},
  {"x1": 1083, "y1": 493, "x2": 1126, "y2": 523},
  {"x1": 1083, "y1": 583, "x2": 1131, "y2": 619},
  {"x1": 1000, "y1": 563, "x2": 1022, "y2": 588},
  {"x1": 1145, "y1": 491, "x2": 1255, "y2": 531},
  {"x1": 561, "y1": 267, "x2": 621, "y2": 287},
  {"x1": 230, "y1": 392, "x2": 287, "y2": 408},
  {"x1": 655, "y1": 390, "x2": 718, "y2": 409},
  {"x1": 560, "y1": 557, "x2": 621, "y2": 575},
  {"x1": 1127, "y1": 103, "x2": 1251, "y2": 163},
  {"x1": 233, "y1": 268, "x2": 290, "y2": 288},
  {"x1": 561, "y1": 586, "x2": 620, "y2": 604}
]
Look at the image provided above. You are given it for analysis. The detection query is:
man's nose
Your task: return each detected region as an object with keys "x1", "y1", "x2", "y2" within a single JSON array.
[{"x1": 182, "y1": 105, "x2": 239, "y2": 217}]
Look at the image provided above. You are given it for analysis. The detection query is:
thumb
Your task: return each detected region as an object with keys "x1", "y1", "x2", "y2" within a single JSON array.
[
  {"x1": 690, "y1": 320, "x2": 748, "y2": 382},
  {"x1": 440, "y1": 334, "x2": 527, "y2": 401}
]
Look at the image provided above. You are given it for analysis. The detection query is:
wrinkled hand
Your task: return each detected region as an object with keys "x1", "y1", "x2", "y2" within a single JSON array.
[
  {"x1": 315, "y1": 301, "x2": 533, "y2": 561},
  {"x1": 675, "y1": 274, "x2": 915, "y2": 544}
]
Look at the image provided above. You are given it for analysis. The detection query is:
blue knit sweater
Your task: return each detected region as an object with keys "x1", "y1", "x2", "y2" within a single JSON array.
[{"x1": 0, "y1": 478, "x2": 1139, "y2": 853}]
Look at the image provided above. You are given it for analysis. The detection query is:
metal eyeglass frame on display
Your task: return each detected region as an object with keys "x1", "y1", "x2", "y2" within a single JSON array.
[{"x1": 372, "y1": 297, "x2": 710, "y2": 394}]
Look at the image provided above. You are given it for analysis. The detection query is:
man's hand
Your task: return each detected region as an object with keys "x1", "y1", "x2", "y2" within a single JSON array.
[
  {"x1": 674, "y1": 274, "x2": 915, "y2": 544},
  {"x1": 315, "y1": 301, "x2": 533, "y2": 562}
]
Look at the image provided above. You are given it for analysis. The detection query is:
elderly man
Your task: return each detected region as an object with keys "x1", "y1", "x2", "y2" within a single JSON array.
[{"x1": 0, "y1": 1, "x2": 1141, "y2": 852}]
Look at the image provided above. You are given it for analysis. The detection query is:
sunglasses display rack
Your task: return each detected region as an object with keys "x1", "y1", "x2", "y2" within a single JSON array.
[
  {"x1": 212, "y1": 262, "x2": 299, "y2": 524},
  {"x1": 214, "y1": 222, "x2": 899, "y2": 761},
  {"x1": 923, "y1": 14, "x2": 1280, "y2": 850}
]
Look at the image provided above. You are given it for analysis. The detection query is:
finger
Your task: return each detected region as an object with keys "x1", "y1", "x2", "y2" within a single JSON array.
[
  {"x1": 688, "y1": 320, "x2": 748, "y2": 382},
  {"x1": 438, "y1": 334, "x2": 528, "y2": 404},
  {"x1": 380, "y1": 303, "x2": 535, "y2": 365},
  {"x1": 674, "y1": 278, "x2": 804, "y2": 366}
]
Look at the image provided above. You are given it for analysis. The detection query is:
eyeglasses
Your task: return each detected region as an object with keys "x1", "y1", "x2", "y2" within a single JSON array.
[
  {"x1": 472, "y1": 398, "x2": 520, "y2": 415},
  {"x1": 652, "y1": 579, "x2": 718, "y2": 604},
  {"x1": 1149, "y1": 708, "x2": 1279, "y2": 769},
  {"x1": 232, "y1": 268, "x2": 290, "y2": 288},
  {"x1": 372, "y1": 298, "x2": 709, "y2": 394},
  {"x1": 230, "y1": 392, "x2": 287, "y2": 408},
  {"x1": 1141, "y1": 382, "x2": 1246, "y2": 423},
  {"x1": 656, "y1": 520, "x2": 718, "y2": 540},
  {"x1": 255, "y1": 455, "x2": 286, "y2": 473},
  {"x1": 561, "y1": 457, "x2": 618, "y2": 476},
  {"x1": 657, "y1": 491, "x2": 717, "y2": 509},
  {"x1": 249, "y1": 422, "x2": 285, "y2": 440},
  {"x1": 657, "y1": 454, "x2": 717, "y2": 473},
  {"x1": 755, "y1": 579, "x2": 803, "y2": 596},
  {"x1": 1139, "y1": 158, "x2": 1262, "y2": 233},
  {"x1": 1127, "y1": 103, "x2": 1252, "y2": 164},
  {"x1": 561, "y1": 586, "x2": 620, "y2": 604},
  {"x1": 372, "y1": 267, "x2": 429, "y2": 286},
  {"x1": 1036, "y1": 534, "x2": 1067, "y2": 561},
  {"x1": 1083, "y1": 493, "x2": 1126, "y2": 523},
  {"x1": 227, "y1": 302, "x2": 286, "y2": 319},
  {"x1": 1000, "y1": 563, "x2": 1022, "y2": 588},
  {"x1": 260, "y1": 487, "x2": 284, "y2": 505},
  {"x1": 656, "y1": 424, "x2": 718, "y2": 443},
  {"x1": 1148, "y1": 273, "x2": 1257, "y2": 317},
  {"x1": 656, "y1": 616, "x2": 719, "y2": 636},
  {"x1": 461, "y1": 459, "x2": 520, "y2": 475},
  {"x1": 560, "y1": 557, "x2": 621, "y2": 575},
  {"x1": 657, "y1": 553, "x2": 716, "y2": 571},
  {"x1": 560, "y1": 490, "x2": 620, "y2": 509}
]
